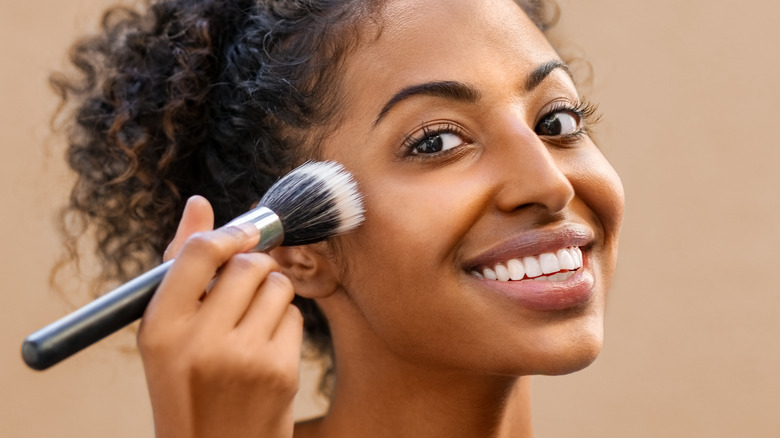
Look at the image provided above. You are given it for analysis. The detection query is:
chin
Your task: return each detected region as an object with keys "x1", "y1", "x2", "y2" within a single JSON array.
[
  {"x1": 533, "y1": 329, "x2": 604, "y2": 376},
  {"x1": 539, "y1": 350, "x2": 601, "y2": 376},
  {"x1": 496, "y1": 317, "x2": 605, "y2": 377},
  {"x1": 488, "y1": 341, "x2": 602, "y2": 378}
]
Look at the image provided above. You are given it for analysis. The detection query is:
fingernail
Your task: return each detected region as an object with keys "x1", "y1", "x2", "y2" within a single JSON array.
[
  {"x1": 221, "y1": 222, "x2": 259, "y2": 242},
  {"x1": 268, "y1": 271, "x2": 285, "y2": 280},
  {"x1": 267, "y1": 271, "x2": 291, "y2": 286},
  {"x1": 236, "y1": 222, "x2": 260, "y2": 238}
]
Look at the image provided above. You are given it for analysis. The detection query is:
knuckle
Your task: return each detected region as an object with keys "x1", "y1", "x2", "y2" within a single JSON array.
[
  {"x1": 153, "y1": 334, "x2": 300, "y2": 397},
  {"x1": 136, "y1": 332, "x2": 155, "y2": 354},
  {"x1": 258, "y1": 359, "x2": 299, "y2": 394},
  {"x1": 188, "y1": 348, "x2": 224, "y2": 379},
  {"x1": 254, "y1": 252, "x2": 280, "y2": 271},
  {"x1": 228, "y1": 252, "x2": 278, "y2": 270},
  {"x1": 266, "y1": 272, "x2": 294, "y2": 297},
  {"x1": 137, "y1": 328, "x2": 170, "y2": 358},
  {"x1": 227, "y1": 253, "x2": 262, "y2": 272},
  {"x1": 187, "y1": 348, "x2": 298, "y2": 395},
  {"x1": 274, "y1": 372, "x2": 300, "y2": 396},
  {"x1": 162, "y1": 244, "x2": 175, "y2": 262},
  {"x1": 285, "y1": 304, "x2": 303, "y2": 323},
  {"x1": 184, "y1": 232, "x2": 220, "y2": 254},
  {"x1": 225, "y1": 253, "x2": 280, "y2": 280}
]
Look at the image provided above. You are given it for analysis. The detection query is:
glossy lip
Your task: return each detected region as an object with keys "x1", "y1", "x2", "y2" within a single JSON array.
[
  {"x1": 462, "y1": 224, "x2": 596, "y2": 311},
  {"x1": 462, "y1": 223, "x2": 594, "y2": 271},
  {"x1": 470, "y1": 255, "x2": 594, "y2": 311}
]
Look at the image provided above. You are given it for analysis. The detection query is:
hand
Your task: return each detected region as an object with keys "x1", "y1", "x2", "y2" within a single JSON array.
[{"x1": 138, "y1": 196, "x2": 303, "y2": 438}]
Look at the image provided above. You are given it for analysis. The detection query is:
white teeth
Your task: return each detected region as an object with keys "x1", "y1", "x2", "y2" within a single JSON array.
[
  {"x1": 539, "y1": 252, "x2": 560, "y2": 274},
  {"x1": 523, "y1": 256, "x2": 543, "y2": 278},
  {"x1": 495, "y1": 264, "x2": 510, "y2": 281},
  {"x1": 474, "y1": 246, "x2": 584, "y2": 282},
  {"x1": 573, "y1": 247, "x2": 583, "y2": 267},
  {"x1": 507, "y1": 259, "x2": 525, "y2": 280},
  {"x1": 557, "y1": 248, "x2": 576, "y2": 270}
]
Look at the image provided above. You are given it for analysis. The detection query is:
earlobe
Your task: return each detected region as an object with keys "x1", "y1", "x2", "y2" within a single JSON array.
[{"x1": 270, "y1": 243, "x2": 340, "y2": 299}]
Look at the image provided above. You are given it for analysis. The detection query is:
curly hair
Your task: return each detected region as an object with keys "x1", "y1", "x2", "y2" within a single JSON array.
[{"x1": 51, "y1": 0, "x2": 556, "y2": 396}]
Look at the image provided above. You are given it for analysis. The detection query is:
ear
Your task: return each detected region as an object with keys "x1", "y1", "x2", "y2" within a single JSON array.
[{"x1": 270, "y1": 242, "x2": 340, "y2": 299}]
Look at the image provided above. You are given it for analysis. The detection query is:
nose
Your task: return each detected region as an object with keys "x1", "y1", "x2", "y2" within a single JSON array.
[{"x1": 490, "y1": 119, "x2": 575, "y2": 215}]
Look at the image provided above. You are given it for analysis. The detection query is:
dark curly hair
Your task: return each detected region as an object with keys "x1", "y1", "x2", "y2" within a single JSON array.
[{"x1": 51, "y1": 0, "x2": 556, "y2": 396}]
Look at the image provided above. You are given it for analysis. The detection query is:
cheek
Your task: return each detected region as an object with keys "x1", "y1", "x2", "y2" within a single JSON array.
[
  {"x1": 569, "y1": 147, "x2": 625, "y2": 242},
  {"x1": 331, "y1": 170, "x2": 488, "y2": 342},
  {"x1": 349, "y1": 167, "x2": 490, "y2": 269}
]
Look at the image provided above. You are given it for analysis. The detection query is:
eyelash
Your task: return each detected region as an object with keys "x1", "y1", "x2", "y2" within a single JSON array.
[
  {"x1": 400, "y1": 99, "x2": 601, "y2": 157},
  {"x1": 401, "y1": 122, "x2": 469, "y2": 158},
  {"x1": 539, "y1": 99, "x2": 601, "y2": 143}
]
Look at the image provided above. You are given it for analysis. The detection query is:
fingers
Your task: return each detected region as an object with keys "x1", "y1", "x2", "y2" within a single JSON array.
[
  {"x1": 196, "y1": 253, "x2": 280, "y2": 326},
  {"x1": 267, "y1": 304, "x2": 304, "y2": 355},
  {"x1": 237, "y1": 272, "x2": 298, "y2": 338},
  {"x1": 152, "y1": 222, "x2": 260, "y2": 317},
  {"x1": 163, "y1": 196, "x2": 215, "y2": 262},
  {"x1": 149, "y1": 194, "x2": 299, "y2": 340},
  {"x1": 139, "y1": 198, "x2": 303, "y2": 438}
]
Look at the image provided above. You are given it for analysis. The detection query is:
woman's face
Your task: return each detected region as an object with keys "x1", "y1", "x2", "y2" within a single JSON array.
[{"x1": 318, "y1": 0, "x2": 624, "y2": 376}]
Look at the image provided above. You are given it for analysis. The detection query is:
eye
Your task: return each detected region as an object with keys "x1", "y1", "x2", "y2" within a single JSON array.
[
  {"x1": 403, "y1": 123, "x2": 469, "y2": 156},
  {"x1": 412, "y1": 132, "x2": 464, "y2": 154},
  {"x1": 535, "y1": 110, "x2": 580, "y2": 136}
]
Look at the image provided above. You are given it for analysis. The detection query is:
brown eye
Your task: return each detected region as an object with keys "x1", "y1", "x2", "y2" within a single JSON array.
[
  {"x1": 535, "y1": 111, "x2": 580, "y2": 136},
  {"x1": 412, "y1": 132, "x2": 464, "y2": 154}
]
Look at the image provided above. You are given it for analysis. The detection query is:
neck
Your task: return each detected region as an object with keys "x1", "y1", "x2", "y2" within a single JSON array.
[
  {"x1": 298, "y1": 314, "x2": 534, "y2": 438},
  {"x1": 316, "y1": 357, "x2": 533, "y2": 438}
]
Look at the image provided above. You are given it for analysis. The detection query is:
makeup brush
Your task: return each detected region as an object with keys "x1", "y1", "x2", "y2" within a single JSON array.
[{"x1": 22, "y1": 161, "x2": 364, "y2": 371}]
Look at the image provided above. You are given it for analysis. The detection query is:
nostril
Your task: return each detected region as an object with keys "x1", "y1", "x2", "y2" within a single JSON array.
[{"x1": 492, "y1": 155, "x2": 574, "y2": 215}]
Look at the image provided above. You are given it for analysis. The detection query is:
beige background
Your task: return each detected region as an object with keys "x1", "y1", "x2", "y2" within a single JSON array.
[{"x1": 2, "y1": 0, "x2": 778, "y2": 436}]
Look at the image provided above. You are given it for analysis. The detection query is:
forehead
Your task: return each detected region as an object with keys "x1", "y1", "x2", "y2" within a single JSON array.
[
  {"x1": 374, "y1": 0, "x2": 547, "y2": 55},
  {"x1": 336, "y1": 0, "x2": 560, "y2": 118}
]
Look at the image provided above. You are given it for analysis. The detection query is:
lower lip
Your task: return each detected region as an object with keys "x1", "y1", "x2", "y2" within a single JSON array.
[{"x1": 471, "y1": 259, "x2": 595, "y2": 311}]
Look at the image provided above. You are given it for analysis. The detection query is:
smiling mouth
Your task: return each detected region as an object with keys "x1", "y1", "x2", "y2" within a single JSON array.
[{"x1": 470, "y1": 247, "x2": 583, "y2": 282}]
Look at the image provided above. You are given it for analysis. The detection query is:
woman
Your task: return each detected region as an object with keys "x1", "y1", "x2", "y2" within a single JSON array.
[{"x1": 54, "y1": 0, "x2": 624, "y2": 436}]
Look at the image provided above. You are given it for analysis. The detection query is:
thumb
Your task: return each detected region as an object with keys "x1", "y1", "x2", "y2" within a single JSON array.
[{"x1": 163, "y1": 196, "x2": 215, "y2": 262}]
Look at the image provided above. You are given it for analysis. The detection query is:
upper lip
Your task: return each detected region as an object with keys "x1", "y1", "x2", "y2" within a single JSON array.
[{"x1": 461, "y1": 223, "x2": 595, "y2": 270}]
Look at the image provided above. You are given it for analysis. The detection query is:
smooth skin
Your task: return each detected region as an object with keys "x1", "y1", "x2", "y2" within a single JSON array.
[
  {"x1": 293, "y1": 0, "x2": 623, "y2": 436},
  {"x1": 138, "y1": 196, "x2": 303, "y2": 438},
  {"x1": 138, "y1": 0, "x2": 624, "y2": 437}
]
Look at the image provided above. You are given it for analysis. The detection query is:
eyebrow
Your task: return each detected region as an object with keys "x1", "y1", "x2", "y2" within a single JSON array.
[
  {"x1": 373, "y1": 81, "x2": 480, "y2": 126},
  {"x1": 525, "y1": 60, "x2": 571, "y2": 91},
  {"x1": 373, "y1": 60, "x2": 571, "y2": 127}
]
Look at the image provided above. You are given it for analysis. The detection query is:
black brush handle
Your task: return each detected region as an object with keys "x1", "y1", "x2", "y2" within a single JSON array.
[
  {"x1": 21, "y1": 260, "x2": 173, "y2": 371},
  {"x1": 22, "y1": 206, "x2": 284, "y2": 371}
]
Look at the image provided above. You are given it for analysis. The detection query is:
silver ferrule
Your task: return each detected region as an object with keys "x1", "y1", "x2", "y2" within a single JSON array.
[{"x1": 225, "y1": 206, "x2": 284, "y2": 252}]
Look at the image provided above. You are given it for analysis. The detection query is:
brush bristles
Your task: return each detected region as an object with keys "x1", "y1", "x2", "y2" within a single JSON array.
[{"x1": 259, "y1": 161, "x2": 365, "y2": 246}]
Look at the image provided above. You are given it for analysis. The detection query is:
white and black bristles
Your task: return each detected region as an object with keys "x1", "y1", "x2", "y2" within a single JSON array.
[
  {"x1": 259, "y1": 161, "x2": 365, "y2": 246},
  {"x1": 20, "y1": 161, "x2": 364, "y2": 371}
]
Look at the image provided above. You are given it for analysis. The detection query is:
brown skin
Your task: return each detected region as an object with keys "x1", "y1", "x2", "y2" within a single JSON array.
[
  {"x1": 138, "y1": 0, "x2": 624, "y2": 437},
  {"x1": 293, "y1": 0, "x2": 623, "y2": 436},
  {"x1": 139, "y1": 197, "x2": 303, "y2": 438}
]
